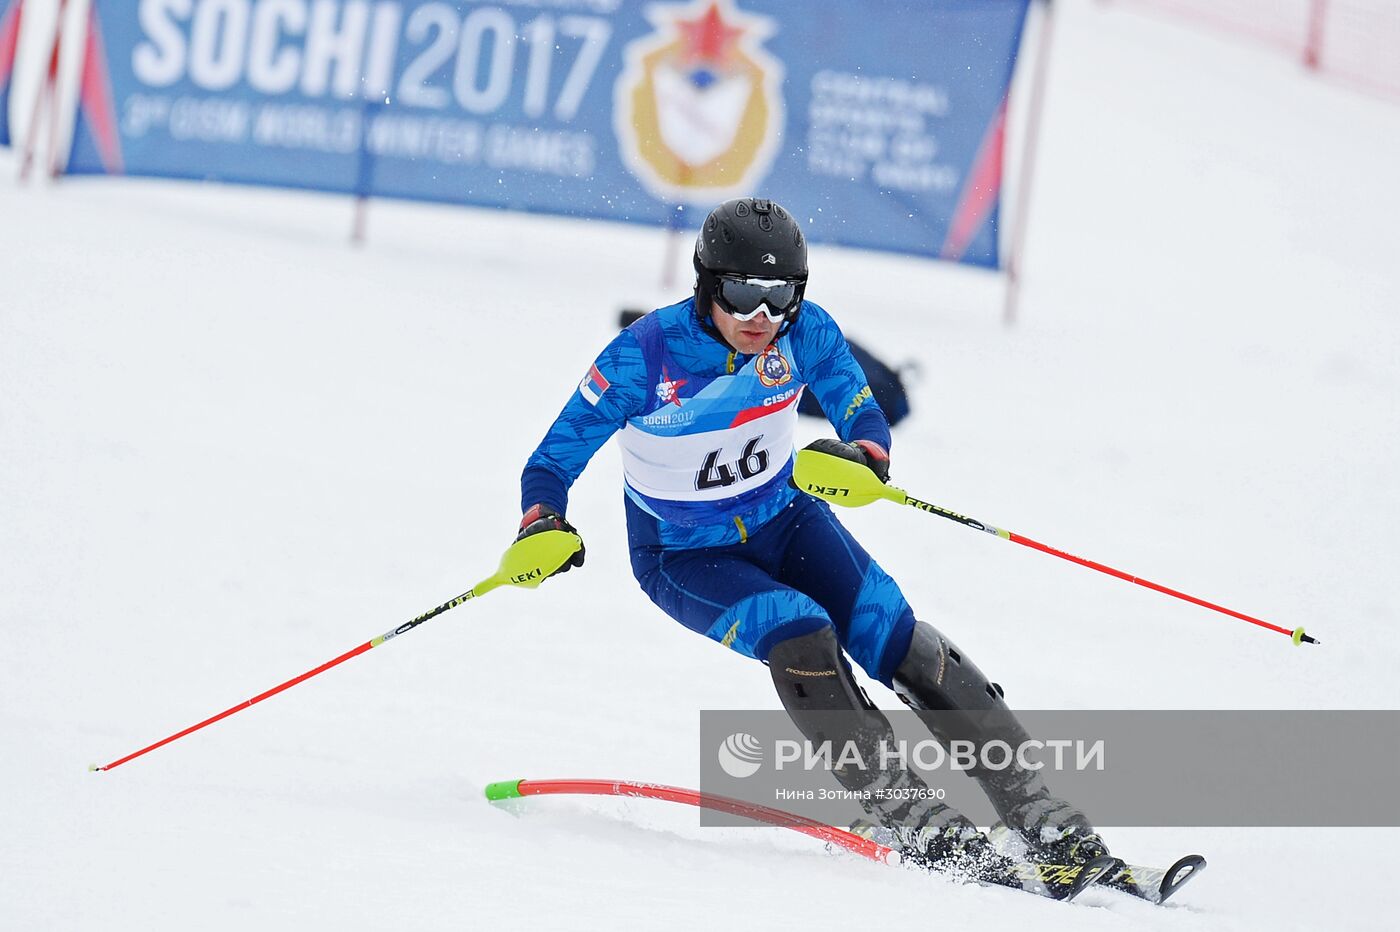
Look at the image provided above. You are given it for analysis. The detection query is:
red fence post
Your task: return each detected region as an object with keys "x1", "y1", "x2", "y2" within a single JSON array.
[
  {"x1": 1304, "y1": 0, "x2": 1327, "y2": 70},
  {"x1": 18, "y1": 0, "x2": 66, "y2": 182},
  {"x1": 1002, "y1": 0, "x2": 1058, "y2": 327}
]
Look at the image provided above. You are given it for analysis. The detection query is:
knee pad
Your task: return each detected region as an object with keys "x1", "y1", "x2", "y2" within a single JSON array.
[
  {"x1": 892, "y1": 620, "x2": 1007, "y2": 713},
  {"x1": 768, "y1": 626, "x2": 875, "y2": 713},
  {"x1": 893, "y1": 621, "x2": 1068, "y2": 828},
  {"x1": 767, "y1": 626, "x2": 902, "y2": 797}
]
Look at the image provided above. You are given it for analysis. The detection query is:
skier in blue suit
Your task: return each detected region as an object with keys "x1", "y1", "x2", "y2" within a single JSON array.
[{"x1": 515, "y1": 198, "x2": 1106, "y2": 875}]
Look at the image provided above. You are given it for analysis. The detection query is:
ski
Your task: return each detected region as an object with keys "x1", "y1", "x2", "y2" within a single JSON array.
[
  {"x1": 871, "y1": 819, "x2": 1206, "y2": 905},
  {"x1": 1098, "y1": 855, "x2": 1207, "y2": 904},
  {"x1": 1000, "y1": 854, "x2": 1205, "y2": 904},
  {"x1": 1001, "y1": 854, "x2": 1126, "y2": 902},
  {"x1": 849, "y1": 819, "x2": 1122, "y2": 902},
  {"x1": 982, "y1": 821, "x2": 1207, "y2": 905}
]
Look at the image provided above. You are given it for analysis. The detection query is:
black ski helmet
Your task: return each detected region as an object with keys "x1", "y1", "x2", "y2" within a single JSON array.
[{"x1": 694, "y1": 198, "x2": 808, "y2": 326}]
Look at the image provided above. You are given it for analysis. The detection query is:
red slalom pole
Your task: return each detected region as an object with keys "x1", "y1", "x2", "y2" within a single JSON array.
[{"x1": 484, "y1": 778, "x2": 894, "y2": 863}]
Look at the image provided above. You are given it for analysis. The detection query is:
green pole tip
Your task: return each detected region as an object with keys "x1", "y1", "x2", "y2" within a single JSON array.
[
  {"x1": 1292, "y1": 626, "x2": 1305, "y2": 646},
  {"x1": 88, "y1": 764, "x2": 101, "y2": 772},
  {"x1": 484, "y1": 779, "x2": 524, "y2": 802}
]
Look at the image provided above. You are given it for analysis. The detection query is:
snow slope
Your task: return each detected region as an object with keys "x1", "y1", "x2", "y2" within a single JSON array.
[{"x1": 3, "y1": 1, "x2": 1398, "y2": 929}]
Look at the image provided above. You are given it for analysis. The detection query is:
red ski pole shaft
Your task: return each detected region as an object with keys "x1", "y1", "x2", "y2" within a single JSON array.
[
  {"x1": 90, "y1": 529, "x2": 582, "y2": 772},
  {"x1": 898, "y1": 494, "x2": 1318, "y2": 646},
  {"x1": 90, "y1": 587, "x2": 484, "y2": 772}
]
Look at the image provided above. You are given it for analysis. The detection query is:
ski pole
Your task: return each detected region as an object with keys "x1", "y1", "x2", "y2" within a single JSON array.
[
  {"x1": 90, "y1": 530, "x2": 583, "y2": 772},
  {"x1": 792, "y1": 449, "x2": 1319, "y2": 646}
]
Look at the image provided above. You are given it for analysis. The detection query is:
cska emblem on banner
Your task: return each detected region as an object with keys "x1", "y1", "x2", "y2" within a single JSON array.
[{"x1": 615, "y1": 0, "x2": 785, "y2": 203}]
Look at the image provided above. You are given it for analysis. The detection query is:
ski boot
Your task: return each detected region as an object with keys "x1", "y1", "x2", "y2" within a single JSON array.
[
  {"x1": 892, "y1": 621, "x2": 1112, "y2": 866},
  {"x1": 853, "y1": 810, "x2": 1118, "y2": 901},
  {"x1": 989, "y1": 800, "x2": 1111, "y2": 867},
  {"x1": 896, "y1": 819, "x2": 1022, "y2": 885},
  {"x1": 856, "y1": 795, "x2": 1022, "y2": 887}
]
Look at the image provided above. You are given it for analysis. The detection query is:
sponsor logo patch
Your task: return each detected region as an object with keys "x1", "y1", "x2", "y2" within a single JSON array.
[{"x1": 844, "y1": 385, "x2": 873, "y2": 419}]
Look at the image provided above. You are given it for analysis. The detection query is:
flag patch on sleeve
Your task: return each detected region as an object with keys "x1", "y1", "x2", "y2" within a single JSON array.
[{"x1": 579, "y1": 363, "x2": 610, "y2": 405}]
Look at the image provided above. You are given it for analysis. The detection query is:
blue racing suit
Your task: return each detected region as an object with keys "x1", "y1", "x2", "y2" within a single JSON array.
[{"x1": 521, "y1": 298, "x2": 915, "y2": 684}]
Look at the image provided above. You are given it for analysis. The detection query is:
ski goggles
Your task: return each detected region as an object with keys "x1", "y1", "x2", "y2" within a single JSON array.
[{"x1": 714, "y1": 276, "x2": 805, "y2": 322}]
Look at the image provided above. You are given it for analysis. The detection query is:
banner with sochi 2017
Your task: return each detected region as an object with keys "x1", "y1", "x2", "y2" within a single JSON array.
[
  {"x1": 67, "y1": 0, "x2": 1029, "y2": 267},
  {"x1": 0, "y1": 0, "x2": 22, "y2": 146}
]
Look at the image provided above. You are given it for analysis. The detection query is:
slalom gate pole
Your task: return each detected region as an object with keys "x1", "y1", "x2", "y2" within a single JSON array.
[
  {"x1": 484, "y1": 778, "x2": 895, "y2": 864},
  {"x1": 792, "y1": 450, "x2": 1319, "y2": 646},
  {"x1": 91, "y1": 530, "x2": 582, "y2": 772}
]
